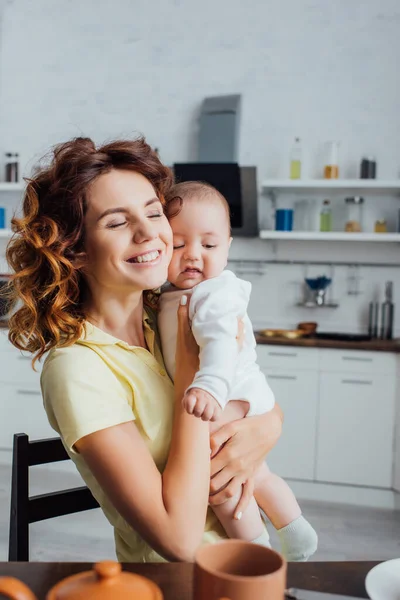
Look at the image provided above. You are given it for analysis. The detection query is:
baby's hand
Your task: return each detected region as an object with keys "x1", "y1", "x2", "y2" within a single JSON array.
[{"x1": 183, "y1": 388, "x2": 222, "y2": 422}]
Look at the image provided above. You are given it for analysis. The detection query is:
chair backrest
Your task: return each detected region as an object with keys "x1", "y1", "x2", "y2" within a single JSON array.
[{"x1": 9, "y1": 432, "x2": 100, "y2": 561}]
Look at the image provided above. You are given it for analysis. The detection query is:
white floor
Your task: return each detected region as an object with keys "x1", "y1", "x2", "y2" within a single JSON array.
[{"x1": 1, "y1": 463, "x2": 399, "y2": 562}]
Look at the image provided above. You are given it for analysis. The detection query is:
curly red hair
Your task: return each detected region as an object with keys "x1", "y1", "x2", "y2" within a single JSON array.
[{"x1": 6, "y1": 137, "x2": 173, "y2": 366}]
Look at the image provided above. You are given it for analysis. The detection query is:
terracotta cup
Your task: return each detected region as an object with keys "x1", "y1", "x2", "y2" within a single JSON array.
[{"x1": 194, "y1": 539, "x2": 287, "y2": 600}]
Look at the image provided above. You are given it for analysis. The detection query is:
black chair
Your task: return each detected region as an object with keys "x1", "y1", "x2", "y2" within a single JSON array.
[{"x1": 9, "y1": 432, "x2": 100, "y2": 561}]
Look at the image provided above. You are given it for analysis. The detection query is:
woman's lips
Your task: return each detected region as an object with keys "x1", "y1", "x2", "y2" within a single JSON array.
[{"x1": 125, "y1": 250, "x2": 163, "y2": 267}]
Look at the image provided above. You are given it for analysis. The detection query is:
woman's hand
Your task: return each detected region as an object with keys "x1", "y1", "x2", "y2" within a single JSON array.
[
  {"x1": 174, "y1": 295, "x2": 199, "y2": 401},
  {"x1": 208, "y1": 404, "x2": 283, "y2": 507}
]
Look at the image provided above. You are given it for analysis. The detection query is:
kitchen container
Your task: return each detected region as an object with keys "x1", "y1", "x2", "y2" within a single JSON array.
[
  {"x1": 374, "y1": 219, "x2": 387, "y2": 233},
  {"x1": 5, "y1": 153, "x2": 19, "y2": 182},
  {"x1": 290, "y1": 137, "x2": 302, "y2": 179},
  {"x1": 344, "y1": 197, "x2": 364, "y2": 232},
  {"x1": 360, "y1": 157, "x2": 377, "y2": 179},
  {"x1": 0, "y1": 207, "x2": 5, "y2": 229},
  {"x1": 319, "y1": 199, "x2": 332, "y2": 232},
  {"x1": 380, "y1": 281, "x2": 394, "y2": 340},
  {"x1": 323, "y1": 141, "x2": 339, "y2": 179},
  {"x1": 275, "y1": 208, "x2": 293, "y2": 231}
]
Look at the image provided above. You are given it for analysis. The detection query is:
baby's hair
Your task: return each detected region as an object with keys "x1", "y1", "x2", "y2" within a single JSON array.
[{"x1": 165, "y1": 181, "x2": 231, "y2": 233}]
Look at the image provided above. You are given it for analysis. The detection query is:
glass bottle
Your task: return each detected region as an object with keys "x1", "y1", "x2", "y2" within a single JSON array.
[
  {"x1": 290, "y1": 137, "x2": 302, "y2": 179},
  {"x1": 324, "y1": 141, "x2": 340, "y2": 179},
  {"x1": 320, "y1": 199, "x2": 332, "y2": 232}
]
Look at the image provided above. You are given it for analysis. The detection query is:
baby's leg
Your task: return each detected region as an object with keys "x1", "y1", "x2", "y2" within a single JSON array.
[
  {"x1": 209, "y1": 401, "x2": 270, "y2": 546},
  {"x1": 254, "y1": 463, "x2": 318, "y2": 561}
]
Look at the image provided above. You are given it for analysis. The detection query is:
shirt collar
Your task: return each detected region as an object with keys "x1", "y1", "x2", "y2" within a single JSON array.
[{"x1": 80, "y1": 308, "x2": 155, "y2": 349}]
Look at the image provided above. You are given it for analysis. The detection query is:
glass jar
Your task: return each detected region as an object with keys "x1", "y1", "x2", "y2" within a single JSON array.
[
  {"x1": 324, "y1": 141, "x2": 340, "y2": 179},
  {"x1": 344, "y1": 197, "x2": 364, "y2": 232}
]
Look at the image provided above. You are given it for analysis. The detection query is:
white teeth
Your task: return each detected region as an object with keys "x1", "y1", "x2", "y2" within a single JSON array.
[{"x1": 132, "y1": 250, "x2": 160, "y2": 264}]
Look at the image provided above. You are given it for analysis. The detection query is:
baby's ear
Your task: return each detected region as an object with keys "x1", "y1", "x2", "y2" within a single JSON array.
[{"x1": 228, "y1": 237, "x2": 233, "y2": 248}]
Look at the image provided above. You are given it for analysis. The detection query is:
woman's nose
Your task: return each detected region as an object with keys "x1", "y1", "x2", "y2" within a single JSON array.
[{"x1": 132, "y1": 221, "x2": 157, "y2": 244}]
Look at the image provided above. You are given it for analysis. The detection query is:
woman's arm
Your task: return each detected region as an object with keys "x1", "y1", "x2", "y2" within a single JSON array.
[
  {"x1": 208, "y1": 403, "x2": 283, "y2": 506},
  {"x1": 76, "y1": 298, "x2": 210, "y2": 562}
]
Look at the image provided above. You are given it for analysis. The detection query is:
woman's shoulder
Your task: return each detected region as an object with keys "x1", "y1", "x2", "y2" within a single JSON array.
[{"x1": 41, "y1": 340, "x2": 109, "y2": 382}]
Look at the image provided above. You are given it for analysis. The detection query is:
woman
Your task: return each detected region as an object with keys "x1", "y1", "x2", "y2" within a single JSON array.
[{"x1": 6, "y1": 136, "x2": 283, "y2": 562}]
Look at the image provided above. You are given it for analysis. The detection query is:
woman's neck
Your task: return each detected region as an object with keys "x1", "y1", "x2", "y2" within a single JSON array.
[{"x1": 84, "y1": 289, "x2": 147, "y2": 348}]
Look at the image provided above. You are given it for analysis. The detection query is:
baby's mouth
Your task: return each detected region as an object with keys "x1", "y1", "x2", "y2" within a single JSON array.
[{"x1": 183, "y1": 267, "x2": 202, "y2": 274}]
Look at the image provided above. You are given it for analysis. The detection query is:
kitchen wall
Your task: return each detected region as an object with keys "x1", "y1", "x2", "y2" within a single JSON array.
[{"x1": 0, "y1": 0, "x2": 399, "y2": 332}]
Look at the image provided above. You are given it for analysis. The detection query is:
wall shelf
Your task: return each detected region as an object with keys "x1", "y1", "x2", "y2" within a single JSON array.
[
  {"x1": 261, "y1": 180, "x2": 400, "y2": 193},
  {"x1": 0, "y1": 183, "x2": 24, "y2": 192},
  {"x1": 259, "y1": 231, "x2": 400, "y2": 242}
]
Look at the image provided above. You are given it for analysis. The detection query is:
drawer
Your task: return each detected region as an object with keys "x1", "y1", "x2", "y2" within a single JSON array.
[
  {"x1": 0, "y1": 383, "x2": 54, "y2": 449},
  {"x1": 0, "y1": 347, "x2": 42, "y2": 387},
  {"x1": 319, "y1": 348, "x2": 396, "y2": 375},
  {"x1": 257, "y1": 344, "x2": 319, "y2": 371}
]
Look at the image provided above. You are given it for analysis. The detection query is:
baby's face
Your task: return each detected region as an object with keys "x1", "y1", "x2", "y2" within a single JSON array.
[{"x1": 168, "y1": 198, "x2": 232, "y2": 289}]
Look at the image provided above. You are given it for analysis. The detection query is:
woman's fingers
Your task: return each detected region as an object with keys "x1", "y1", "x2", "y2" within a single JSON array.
[
  {"x1": 208, "y1": 475, "x2": 243, "y2": 507},
  {"x1": 209, "y1": 421, "x2": 236, "y2": 461},
  {"x1": 233, "y1": 478, "x2": 255, "y2": 519}
]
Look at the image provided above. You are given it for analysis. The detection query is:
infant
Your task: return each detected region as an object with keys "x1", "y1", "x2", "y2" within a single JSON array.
[{"x1": 158, "y1": 181, "x2": 317, "y2": 561}]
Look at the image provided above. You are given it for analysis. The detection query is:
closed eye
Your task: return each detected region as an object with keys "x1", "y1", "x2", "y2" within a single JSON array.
[
  {"x1": 173, "y1": 244, "x2": 184, "y2": 249},
  {"x1": 148, "y1": 212, "x2": 163, "y2": 219},
  {"x1": 204, "y1": 244, "x2": 216, "y2": 249},
  {"x1": 107, "y1": 221, "x2": 127, "y2": 229}
]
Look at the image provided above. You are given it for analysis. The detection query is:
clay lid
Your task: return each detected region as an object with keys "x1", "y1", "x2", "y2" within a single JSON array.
[{"x1": 49, "y1": 561, "x2": 163, "y2": 600}]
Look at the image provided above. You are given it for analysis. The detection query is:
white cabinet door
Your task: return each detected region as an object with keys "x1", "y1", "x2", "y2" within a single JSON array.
[
  {"x1": 316, "y1": 373, "x2": 395, "y2": 488},
  {"x1": 0, "y1": 383, "x2": 55, "y2": 449},
  {"x1": 263, "y1": 369, "x2": 319, "y2": 481}
]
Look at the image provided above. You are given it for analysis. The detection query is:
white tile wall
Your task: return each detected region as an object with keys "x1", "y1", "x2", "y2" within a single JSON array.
[{"x1": 0, "y1": 0, "x2": 399, "y2": 332}]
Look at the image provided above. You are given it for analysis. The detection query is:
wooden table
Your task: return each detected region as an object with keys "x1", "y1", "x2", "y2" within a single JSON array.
[{"x1": 0, "y1": 561, "x2": 378, "y2": 599}]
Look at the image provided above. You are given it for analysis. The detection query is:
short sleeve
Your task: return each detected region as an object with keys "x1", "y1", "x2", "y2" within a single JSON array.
[{"x1": 41, "y1": 345, "x2": 134, "y2": 454}]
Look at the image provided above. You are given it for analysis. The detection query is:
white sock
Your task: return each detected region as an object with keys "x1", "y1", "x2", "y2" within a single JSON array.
[
  {"x1": 277, "y1": 515, "x2": 318, "y2": 562},
  {"x1": 251, "y1": 528, "x2": 271, "y2": 548}
]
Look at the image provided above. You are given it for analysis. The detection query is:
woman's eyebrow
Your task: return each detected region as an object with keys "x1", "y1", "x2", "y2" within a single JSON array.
[{"x1": 97, "y1": 197, "x2": 160, "y2": 222}]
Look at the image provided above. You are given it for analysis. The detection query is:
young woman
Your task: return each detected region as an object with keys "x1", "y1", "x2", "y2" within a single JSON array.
[{"x1": 6, "y1": 136, "x2": 283, "y2": 562}]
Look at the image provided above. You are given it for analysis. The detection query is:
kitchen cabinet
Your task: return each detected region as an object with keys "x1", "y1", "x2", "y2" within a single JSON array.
[
  {"x1": 257, "y1": 345, "x2": 319, "y2": 481},
  {"x1": 264, "y1": 369, "x2": 318, "y2": 481},
  {"x1": 0, "y1": 383, "x2": 54, "y2": 449},
  {"x1": 257, "y1": 343, "x2": 398, "y2": 491},
  {"x1": 316, "y1": 372, "x2": 395, "y2": 487},
  {"x1": 0, "y1": 330, "x2": 49, "y2": 451}
]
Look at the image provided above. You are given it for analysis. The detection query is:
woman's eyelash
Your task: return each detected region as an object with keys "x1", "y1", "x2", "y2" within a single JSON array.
[
  {"x1": 149, "y1": 212, "x2": 163, "y2": 218},
  {"x1": 107, "y1": 221, "x2": 127, "y2": 229}
]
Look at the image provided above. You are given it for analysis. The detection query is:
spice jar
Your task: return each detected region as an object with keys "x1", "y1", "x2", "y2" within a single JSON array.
[
  {"x1": 344, "y1": 197, "x2": 364, "y2": 232},
  {"x1": 374, "y1": 219, "x2": 387, "y2": 233}
]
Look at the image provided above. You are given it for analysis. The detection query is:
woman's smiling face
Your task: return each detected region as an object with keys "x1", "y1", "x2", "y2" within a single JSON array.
[{"x1": 83, "y1": 169, "x2": 173, "y2": 295}]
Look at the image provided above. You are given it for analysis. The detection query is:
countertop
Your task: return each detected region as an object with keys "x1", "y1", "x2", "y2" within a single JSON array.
[
  {"x1": 255, "y1": 332, "x2": 400, "y2": 353},
  {"x1": 2, "y1": 318, "x2": 399, "y2": 352}
]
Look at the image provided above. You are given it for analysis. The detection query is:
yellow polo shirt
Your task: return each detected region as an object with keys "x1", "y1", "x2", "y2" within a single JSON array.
[{"x1": 40, "y1": 308, "x2": 226, "y2": 562}]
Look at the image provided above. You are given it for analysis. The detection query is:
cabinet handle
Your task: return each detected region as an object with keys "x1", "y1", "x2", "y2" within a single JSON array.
[
  {"x1": 17, "y1": 390, "x2": 41, "y2": 396},
  {"x1": 268, "y1": 374, "x2": 298, "y2": 381},
  {"x1": 341, "y1": 356, "x2": 373, "y2": 363},
  {"x1": 341, "y1": 379, "x2": 372, "y2": 385},
  {"x1": 268, "y1": 352, "x2": 298, "y2": 357}
]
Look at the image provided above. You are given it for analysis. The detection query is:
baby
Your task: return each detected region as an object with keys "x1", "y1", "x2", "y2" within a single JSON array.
[{"x1": 158, "y1": 181, "x2": 317, "y2": 561}]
